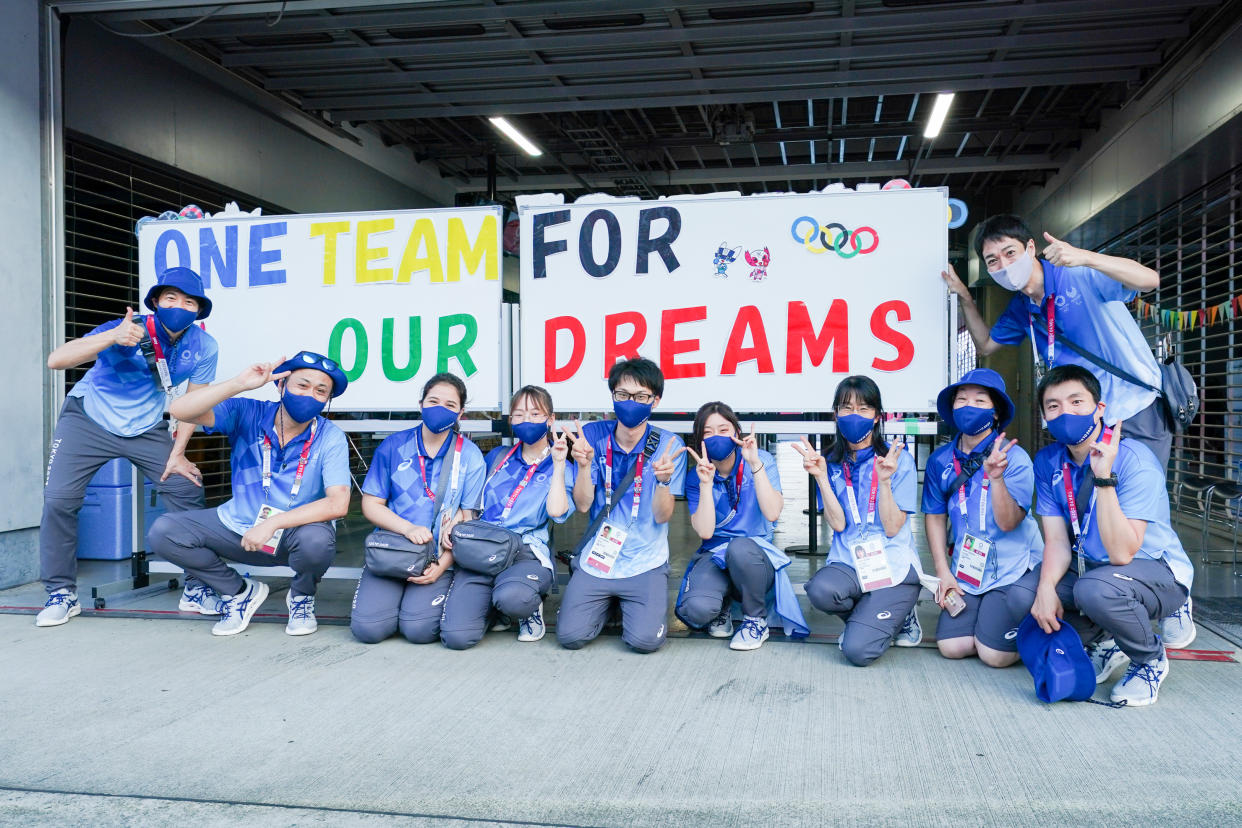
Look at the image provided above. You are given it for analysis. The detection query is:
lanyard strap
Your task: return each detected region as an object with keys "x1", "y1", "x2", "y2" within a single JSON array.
[
  {"x1": 261, "y1": 419, "x2": 317, "y2": 502},
  {"x1": 143, "y1": 315, "x2": 174, "y2": 394},
  {"x1": 1025, "y1": 293, "x2": 1056, "y2": 369},
  {"x1": 416, "y1": 431, "x2": 464, "y2": 500},
  {"x1": 952, "y1": 455, "x2": 989, "y2": 534},
  {"x1": 486, "y1": 444, "x2": 547, "y2": 520},
  {"x1": 716, "y1": 455, "x2": 746, "y2": 526},
  {"x1": 842, "y1": 458, "x2": 879, "y2": 527},
  {"x1": 606, "y1": 436, "x2": 646, "y2": 523},
  {"x1": 1062, "y1": 464, "x2": 1098, "y2": 542}
]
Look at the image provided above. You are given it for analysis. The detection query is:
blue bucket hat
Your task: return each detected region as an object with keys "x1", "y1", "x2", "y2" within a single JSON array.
[
  {"x1": 1016, "y1": 614, "x2": 1096, "y2": 703},
  {"x1": 273, "y1": 351, "x2": 349, "y2": 398},
  {"x1": 144, "y1": 266, "x2": 213, "y2": 320},
  {"x1": 936, "y1": 367, "x2": 1015, "y2": 432}
]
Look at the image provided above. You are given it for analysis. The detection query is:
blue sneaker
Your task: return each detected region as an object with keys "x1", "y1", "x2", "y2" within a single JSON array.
[
  {"x1": 211, "y1": 579, "x2": 269, "y2": 637},
  {"x1": 729, "y1": 615, "x2": 769, "y2": 651},
  {"x1": 35, "y1": 589, "x2": 81, "y2": 627},
  {"x1": 178, "y1": 580, "x2": 222, "y2": 616},
  {"x1": 894, "y1": 606, "x2": 923, "y2": 647},
  {"x1": 1110, "y1": 647, "x2": 1169, "y2": 707}
]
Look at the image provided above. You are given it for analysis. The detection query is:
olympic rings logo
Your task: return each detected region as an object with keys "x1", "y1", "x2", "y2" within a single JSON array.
[{"x1": 790, "y1": 216, "x2": 879, "y2": 258}]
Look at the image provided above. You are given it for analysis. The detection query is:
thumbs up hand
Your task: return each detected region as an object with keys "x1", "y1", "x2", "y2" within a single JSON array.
[{"x1": 112, "y1": 307, "x2": 145, "y2": 348}]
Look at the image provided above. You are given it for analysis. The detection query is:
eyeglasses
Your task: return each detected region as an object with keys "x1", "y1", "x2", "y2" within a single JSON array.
[
  {"x1": 510, "y1": 412, "x2": 549, "y2": 424},
  {"x1": 612, "y1": 391, "x2": 654, "y2": 404}
]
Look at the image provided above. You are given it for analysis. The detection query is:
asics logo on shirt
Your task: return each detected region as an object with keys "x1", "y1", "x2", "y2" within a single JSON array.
[
  {"x1": 941, "y1": 465, "x2": 954, "y2": 481},
  {"x1": 432, "y1": 594, "x2": 446, "y2": 606},
  {"x1": 397, "y1": 458, "x2": 414, "y2": 472},
  {"x1": 1051, "y1": 469, "x2": 1064, "y2": 485}
]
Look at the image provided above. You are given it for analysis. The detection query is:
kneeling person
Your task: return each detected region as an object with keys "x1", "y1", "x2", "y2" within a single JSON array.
[{"x1": 148, "y1": 352, "x2": 351, "y2": 636}]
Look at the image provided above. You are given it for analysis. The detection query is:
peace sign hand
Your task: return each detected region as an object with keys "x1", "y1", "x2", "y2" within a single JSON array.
[
  {"x1": 678, "y1": 443, "x2": 716, "y2": 486},
  {"x1": 550, "y1": 425, "x2": 570, "y2": 464},
  {"x1": 1089, "y1": 420, "x2": 1122, "y2": 478},
  {"x1": 791, "y1": 438, "x2": 827, "y2": 480},
  {"x1": 983, "y1": 432, "x2": 1020, "y2": 481},
  {"x1": 876, "y1": 440, "x2": 905, "y2": 482},
  {"x1": 235, "y1": 358, "x2": 290, "y2": 392},
  {"x1": 650, "y1": 443, "x2": 680, "y2": 484},
  {"x1": 732, "y1": 422, "x2": 760, "y2": 468},
  {"x1": 1041, "y1": 231, "x2": 1088, "y2": 268},
  {"x1": 568, "y1": 418, "x2": 594, "y2": 469}
]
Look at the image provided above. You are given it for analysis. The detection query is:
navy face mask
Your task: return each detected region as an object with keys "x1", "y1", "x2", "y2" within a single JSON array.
[
  {"x1": 155, "y1": 305, "x2": 196, "y2": 335},
  {"x1": 421, "y1": 404, "x2": 460, "y2": 434},
  {"x1": 1047, "y1": 411, "x2": 1098, "y2": 446},
  {"x1": 836, "y1": 413, "x2": 876, "y2": 444},
  {"x1": 952, "y1": 405, "x2": 995, "y2": 436},
  {"x1": 281, "y1": 389, "x2": 326, "y2": 424},
  {"x1": 512, "y1": 421, "x2": 550, "y2": 445},
  {"x1": 613, "y1": 399, "x2": 653, "y2": 429},
  {"x1": 703, "y1": 434, "x2": 736, "y2": 462}
]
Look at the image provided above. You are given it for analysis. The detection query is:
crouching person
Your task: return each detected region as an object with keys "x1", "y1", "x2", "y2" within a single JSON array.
[
  {"x1": 1009, "y1": 365, "x2": 1194, "y2": 706},
  {"x1": 148, "y1": 352, "x2": 351, "y2": 636}
]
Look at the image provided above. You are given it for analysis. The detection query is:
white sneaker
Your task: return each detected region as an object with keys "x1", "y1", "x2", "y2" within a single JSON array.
[
  {"x1": 1087, "y1": 637, "x2": 1130, "y2": 684},
  {"x1": 1110, "y1": 648, "x2": 1169, "y2": 707},
  {"x1": 894, "y1": 606, "x2": 923, "y2": 647},
  {"x1": 729, "y1": 615, "x2": 769, "y2": 651},
  {"x1": 211, "y1": 579, "x2": 269, "y2": 636},
  {"x1": 178, "y1": 580, "x2": 222, "y2": 615},
  {"x1": 285, "y1": 592, "x2": 317, "y2": 636},
  {"x1": 707, "y1": 607, "x2": 734, "y2": 638},
  {"x1": 1160, "y1": 597, "x2": 1197, "y2": 649},
  {"x1": 35, "y1": 590, "x2": 81, "y2": 627},
  {"x1": 517, "y1": 602, "x2": 546, "y2": 642},
  {"x1": 491, "y1": 615, "x2": 513, "y2": 632}
]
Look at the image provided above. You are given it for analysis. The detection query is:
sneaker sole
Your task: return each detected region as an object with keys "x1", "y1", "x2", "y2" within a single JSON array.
[
  {"x1": 707, "y1": 628, "x2": 733, "y2": 639},
  {"x1": 212, "y1": 581, "x2": 269, "y2": 636},
  {"x1": 517, "y1": 628, "x2": 546, "y2": 642},
  {"x1": 35, "y1": 604, "x2": 81, "y2": 627},
  {"x1": 1163, "y1": 625, "x2": 1197, "y2": 650},
  {"x1": 730, "y1": 633, "x2": 769, "y2": 651},
  {"x1": 286, "y1": 623, "x2": 318, "y2": 636},
  {"x1": 178, "y1": 600, "x2": 221, "y2": 616}
]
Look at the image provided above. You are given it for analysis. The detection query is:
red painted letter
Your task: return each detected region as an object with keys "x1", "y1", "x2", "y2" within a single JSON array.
[
  {"x1": 660, "y1": 305, "x2": 707, "y2": 380},
  {"x1": 786, "y1": 300, "x2": 849, "y2": 374},
  {"x1": 603, "y1": 311, "x2": 647, "y2": 375},
  {"x1": 721, "y1": 305, "x2": 775, "y2": 375},
  {"x1": 545, "y1": 316, "x2": 585, "y2": 382},
  {"x1": 870, "y1": 300, "x2": 914, "y2": 371}
]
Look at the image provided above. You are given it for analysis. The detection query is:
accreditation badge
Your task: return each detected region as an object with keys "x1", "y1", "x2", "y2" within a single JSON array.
[
  {"x1": 851, "y1": 533, "x2": 893, "y2": 592},
  {"x1": 585, "y1": 521, "x2": 627, "y2": 575},
  {"x1": 253, "y1": 504, "x2": 286, "y2": 556},
  {"x1": 953, "y1": 533, "x2": 991, "y2": 589}
]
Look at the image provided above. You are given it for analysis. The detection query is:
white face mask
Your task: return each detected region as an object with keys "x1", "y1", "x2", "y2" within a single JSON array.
[{"x1": 989, "y1": 249, "x2": 1034, "y2": 291}]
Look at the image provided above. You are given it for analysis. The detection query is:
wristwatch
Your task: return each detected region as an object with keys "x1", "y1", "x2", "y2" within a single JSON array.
[
  {"x1": 1092, "y1": 473, "x2": 1119, "y2": 487},
  {"x1": 655, "y1": 479, "x2": 671, "y2": 489}
]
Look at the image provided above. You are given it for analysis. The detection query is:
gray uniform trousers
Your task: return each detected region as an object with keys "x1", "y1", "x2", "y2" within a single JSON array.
[
  {"x1": 1006, "y1": 558, "x2": 1187, "y2": 663},
  {"x1": 41, "y1": 396, "x2": 204, "y2": 593},
  {"x1": 440, "y1": 549, "x2": 553, "y2": 650},
  {"x1": 350, "y1": 566, "x2": 455, "y2": 644},
  {"x1": 805, "y1": 562, "x2": 922, "y2": 667},
  {"x1": 147, "y1": 508, "x2": 336, "y2": 598},
  {"x1": 677, "y1": 537, "x2": 775, "y2": 627},
  {"x1": 556, "y1": 562, "x2": 670, "y2": 653}
]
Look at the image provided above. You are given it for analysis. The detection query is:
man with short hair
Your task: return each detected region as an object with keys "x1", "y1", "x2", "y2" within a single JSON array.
[
  {"x1": 1007, "y1": 365, "x2": 1194, "y2": 706},
  {"x1": 558, "y1": 357, "x2": 686, "y2": 653},
  {"x1": 943, "y1": 214, "x2": 1170, "y2": 467},
  {"x1": 37, "y1": 267, "x2": 218, "y2": 627},
  {"x1": 147, "y1": 351, "x2": 351, "y2": 636}
]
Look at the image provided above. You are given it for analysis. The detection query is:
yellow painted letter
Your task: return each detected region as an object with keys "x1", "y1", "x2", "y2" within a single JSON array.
[
  {"x1": 310, "y1": 221, "x2": 351, "y2": 285},
  {"x1": 356, "y1": 218, "x2": 395, "y2": 283},
  {"x1": 397, "y1": 218, "x2": 444, "y2": 283},
  {"x1": 447, "y1": 215, "x2": 498, "y2": 282}
]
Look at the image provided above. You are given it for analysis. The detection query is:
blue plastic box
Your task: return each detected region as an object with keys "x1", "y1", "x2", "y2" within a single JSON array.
[
  {"x1": 76, "y1": 483, "x2": 168, "y2": 560},
  {"x1": 89, "y1": 458, "x2": 143, "y2": 488}
]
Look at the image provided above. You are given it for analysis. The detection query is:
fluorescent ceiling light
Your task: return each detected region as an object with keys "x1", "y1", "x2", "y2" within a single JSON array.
[
  {"x1": 923, "y1": 92, "x2": 955, "y2": 138},
  {"x1": 489, "y1": 116, "x2": 542, "y2": 156}
]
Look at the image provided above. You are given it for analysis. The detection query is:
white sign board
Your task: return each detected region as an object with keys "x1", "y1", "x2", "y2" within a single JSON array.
[
  {"x1": 519, "y1": 189, "x2": 950, "y2": 412},
  {"x1": 138, "y1": 206, "x2": 504, "y2": 411}
]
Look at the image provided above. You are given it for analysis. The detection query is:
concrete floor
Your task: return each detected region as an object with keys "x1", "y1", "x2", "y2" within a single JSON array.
[{"x1": 3, "y1": 442, "x2": 1241, "y2": 826}]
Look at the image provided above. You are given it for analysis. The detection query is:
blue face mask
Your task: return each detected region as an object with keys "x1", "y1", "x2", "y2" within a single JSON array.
[
  {"x1": 281, "y1": 389, "x2": 326, "y2": 424},
  {"x1": 836, "y1": 413, "x2": 876, "y2": 444},
  {"x1": 1047, "y1": 411, "x2": 1098, "y2": 446},
  {"x1": 155, "y1": 305, "x2": 196, "y2": 335},
  {"x1": 952, "y1": 405, "x2": 995, "y2": 436},
  {"x1": 421, "y1": 404, "x2": 460, "y2": 434},
  {"x1": 613, "y1": 399, "x2": 653, "y2": 429},
  {"x1": 703, "y1": 434, "x2": 736, "y2": 462},
  {"x1": 512, "y1": 421, "x2": 550, "y2": 445}
]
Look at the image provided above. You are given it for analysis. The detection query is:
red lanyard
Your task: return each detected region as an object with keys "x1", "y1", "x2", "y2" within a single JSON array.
[
  {"x1": 486, "y1": 444, "x2": 547, "y2": 520},
  {"x1": 261, "y1": 419, "x2": 317, "y2": 502},
  {"x1": 716, "y1": 459, "x2": 746, "y2": 525},
  {"x1": 144, "y1": 315, "x2": 173, "y2": 394},
  {"x1": 416, "y1": 431, "x2": 464, "y2": 500},
  {"x1": 605, "y1": 437, "x2": 645, "y2": 522},
  {"x1": 1046, "y1": 295, "x2": 1057, "y2": 364},
  {"x1": 842, "y1": 457, "x2": 879, "y2": 527},
  {"x1": 952, "y1": 455, "x2": 989, "y2": 534},
  {"x1": 1063, "y1": 426, "x2": 1110, "y2": 544}
]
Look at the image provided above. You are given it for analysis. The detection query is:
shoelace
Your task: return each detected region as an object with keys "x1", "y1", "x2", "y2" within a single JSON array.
[
  {"x1": 900, "y1": 612, "x2": 918, "y2": 636},
  {"x1": 44, "y1": 592, "x2": 74, "y2": 608},
  {"x1": 186, "y1": 584, "x2": 216, "y2": 604},
  {"x1": 288, "y1": 595, "x2": 314, "y2": 621},
  {"x1": 1120, "y1": 660, "x2": 1164, "y2": 696},
  {"x1": 1094, "y1": 642, "x2": 1122, "y2": 666},
  {"x1": 520, "y1": 608, "x2": 542, "y2": 635},
  {"x1": 738, "y1": 617, "x2": 766, "y2": 639},
  {"x1": 1169, "y1": 603, "x2": 1190, "y2": 622}
]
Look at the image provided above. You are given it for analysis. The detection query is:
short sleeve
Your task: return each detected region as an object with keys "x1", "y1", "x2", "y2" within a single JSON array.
[
  {"x1": 362, "y1": 437, "x2": 394, "y2": 500},
  {"x1": 459, "y1": 443, "x2": 487, "y2": 512},
  {"x1": 892, "y1": 451, "x2": 917, "y2": 514},
  {"x1": 189, "y1": 335, "x2": 219, "y2": 385},
  {"x1": 1034, "y1": 452, "x2": 1059, "y2": 517},
  {"x1": 318, "y1": 428, "x2": 352, "y2": 490},
  {"x1": 665, "y1": 433, "x2": 687, "y2": 497},
  {"x1": 920, "y1": 451, "x2": 949, "y2": 515},
  {"x1": 989, "y1": 294, "x2": 1032, "y2": 346},
  {"x1": 206, "y1": 397, "x2": 245, "y2": 438},
  {"x1": 1081, "y1": 266, "x2": 1137, "y2": 304},
  {"x1": 1115, "y1": 444, "x2": 1163, "y2": 523}
]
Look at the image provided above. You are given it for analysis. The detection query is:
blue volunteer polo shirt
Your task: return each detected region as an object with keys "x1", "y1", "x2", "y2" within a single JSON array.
[
  {"x1": 824, "y1": 446, "x2": 920, "y2": 584},
  {"x1": 990, "y1": 263, "x2": 1159, "y2": 423},
  {"x1": 69, "y1": 315, "x2": 218, "y2": 436},
  {"x1": 922, "y1": 433, "x2": 1042, "y2": 594},
  {"x1": 1033, "y1": 437, "x2": 1193, "y2": 589},
  {"x1": 685, "y1": 448, "x2": 782, "y2": 548},
  {"x1": 363, "y1": 427, "x2": 486, "y2": 542},
  {"x1": 481, "y1": 446, "x2": 577, "y2": 565},
  {"x1": 207, "y1": 398, "x2": 351, "y2": 535},
  {"x1": 581, "y1": 419, "x2": 687, "y2": 579}
]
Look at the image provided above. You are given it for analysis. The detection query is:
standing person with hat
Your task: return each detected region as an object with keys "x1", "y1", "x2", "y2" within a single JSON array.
[
  {"x1": 147, "y1": 351, "x2": 351, "y2": 636},
  {"x1": 37, "y1": 267, "x2": 218, "y2": 628},
  {"x1": 922, "y1": 369, "x2": 1043, "y2": 668}
]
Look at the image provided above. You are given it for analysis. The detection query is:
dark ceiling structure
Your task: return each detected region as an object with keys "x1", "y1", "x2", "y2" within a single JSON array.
[{"x1": 88, "y1": 0, "x2": 1236, "y2": 208}]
